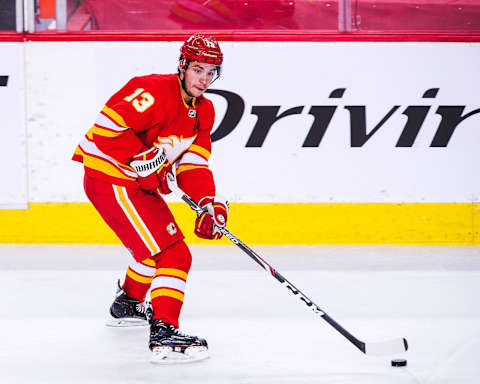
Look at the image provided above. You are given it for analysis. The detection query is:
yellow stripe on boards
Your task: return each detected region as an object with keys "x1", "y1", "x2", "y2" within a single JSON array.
[
  {"x1": 114, "y1": 186, "x2": 161, "y2": 255},
  {"x1": 151, "y1": 288, "x2": 184, "y2": 302},
  {"x1": 0, "y1": 202, "x2": 478, "y2": 245},
  {"x1": 127, "y1": 267, "x2": 153, "y2": 284}
]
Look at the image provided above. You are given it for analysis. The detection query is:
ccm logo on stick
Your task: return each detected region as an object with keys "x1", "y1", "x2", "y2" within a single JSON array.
[{"x1": 223, "y1": 231, "x2": 239, "y2": 244}]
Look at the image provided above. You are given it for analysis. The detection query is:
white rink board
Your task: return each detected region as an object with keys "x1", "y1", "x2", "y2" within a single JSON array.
[
  {"x1": 0, "y1": 43, "x2": 27, "y2": 208},
  {"x1": 24, "y1": 41, "x2": 480, "y2": 203}
]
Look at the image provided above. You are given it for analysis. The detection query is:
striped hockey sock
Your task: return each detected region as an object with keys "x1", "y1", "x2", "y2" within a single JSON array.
[
  {"x1": 122, "y1": 256, "x2": 156, "y2": 302},
  {"x1": 150, "y1": 241, "x2": 192, "y2": 328}
]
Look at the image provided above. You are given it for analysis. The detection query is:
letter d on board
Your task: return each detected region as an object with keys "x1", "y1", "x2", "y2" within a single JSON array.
[{"x1": 206, "y1": 89, "x2": 245, "y2": 142}]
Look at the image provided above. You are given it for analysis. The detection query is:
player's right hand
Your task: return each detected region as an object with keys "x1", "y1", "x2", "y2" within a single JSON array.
[
  {"x1": 130, "y1": 147, "x2": 172, "y2": 195},
  {"x1": 194, "y1": 197, "x2": 229, "y2": 240}
]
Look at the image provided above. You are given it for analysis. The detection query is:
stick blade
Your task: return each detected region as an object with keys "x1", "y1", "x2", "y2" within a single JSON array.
[{"x1": 365, "y1": 337, "x2": 408, "y2": 356}]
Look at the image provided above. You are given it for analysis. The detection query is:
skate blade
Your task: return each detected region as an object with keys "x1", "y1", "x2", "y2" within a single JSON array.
[
  {"x1": 105, "y1": 317, "x2": 148, "y2": 327},
  {"x1": 150, "y1": 346, "x2": 209, "y2": 365}
]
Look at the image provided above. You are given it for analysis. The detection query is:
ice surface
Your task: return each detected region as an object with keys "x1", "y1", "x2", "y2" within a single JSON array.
[{"x1": 1, "y1": 244, "x2": 479, "y2": 383}]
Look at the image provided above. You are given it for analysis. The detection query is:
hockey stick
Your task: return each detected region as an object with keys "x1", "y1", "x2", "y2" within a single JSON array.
[{"x1": 167, "y1": 175, "x2": 408, "y2": 356}]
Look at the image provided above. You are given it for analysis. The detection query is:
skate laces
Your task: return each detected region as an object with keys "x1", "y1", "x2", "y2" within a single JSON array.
[
  {"x1": 169, "y1": 324, "x2": 192, "y2": 338},
  {"x1": 136, "y1": 301, "x2": 152, "y2": 315},
  {"x1": 152, "y1": 320, "x2": 189, "y2": 337},
  {"x1": 172, "y1": 326, "x2": 186, "y2": 337}
]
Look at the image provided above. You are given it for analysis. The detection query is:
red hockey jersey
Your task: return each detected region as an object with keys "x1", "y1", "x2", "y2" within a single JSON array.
[{"x1": 73, "y1": 73, "x2": 216, "y2": 203}]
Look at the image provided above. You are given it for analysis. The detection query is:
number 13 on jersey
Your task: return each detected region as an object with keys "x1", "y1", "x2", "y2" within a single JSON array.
[{"x1": 124, "y1": 88, "x2": 155, "y2": 112}]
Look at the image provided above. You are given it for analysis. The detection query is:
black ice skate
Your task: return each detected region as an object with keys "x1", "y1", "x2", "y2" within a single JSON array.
[
  {"x1": 106, "y1": 280, "x2": 152, "y2": 327},
  {"x1": 149, "y1": 319, "x2": 209, "y2": 364}
]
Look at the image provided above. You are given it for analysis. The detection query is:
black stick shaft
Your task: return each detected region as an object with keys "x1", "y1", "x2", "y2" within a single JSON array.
[{"x1": 179, "y1": 193, "x2": 366, "y2": 353}]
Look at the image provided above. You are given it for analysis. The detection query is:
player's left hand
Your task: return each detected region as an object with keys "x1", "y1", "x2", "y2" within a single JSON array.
[{"x1": 194, "y1": 197, "x2": 229, "y2": 240}]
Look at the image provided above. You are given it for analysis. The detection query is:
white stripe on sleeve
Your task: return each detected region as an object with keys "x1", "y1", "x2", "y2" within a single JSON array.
[
  {"x1": 95, "y1": 113, "x2": 128, "y2": 132},
  {"x1": 177, "y1": 152, "x2": 209, "y2": 166}
]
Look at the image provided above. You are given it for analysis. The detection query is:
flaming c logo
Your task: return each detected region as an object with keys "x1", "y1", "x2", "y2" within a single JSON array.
[{"x1": 156, "y1": 136, "x2": 176, "y2": 148}]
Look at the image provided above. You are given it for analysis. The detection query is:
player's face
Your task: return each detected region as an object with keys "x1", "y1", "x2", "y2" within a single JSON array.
[{"x1": 183, "y1": 62, "x2": 217, "y2": 97}]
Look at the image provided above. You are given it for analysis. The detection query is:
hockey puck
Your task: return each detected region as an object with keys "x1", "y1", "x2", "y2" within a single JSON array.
[{"x1": 391, "y1": 359, "x2": 407, "y2": 367}]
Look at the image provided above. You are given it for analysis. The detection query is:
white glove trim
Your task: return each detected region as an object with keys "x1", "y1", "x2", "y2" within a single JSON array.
[{"x1": 130, "y1": 148, "x2": 167, "y2": 177}]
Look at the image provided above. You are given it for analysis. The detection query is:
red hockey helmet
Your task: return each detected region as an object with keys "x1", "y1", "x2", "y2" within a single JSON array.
[{"x1": 179, "y1": 33, "x2": 223, "y2": 73}]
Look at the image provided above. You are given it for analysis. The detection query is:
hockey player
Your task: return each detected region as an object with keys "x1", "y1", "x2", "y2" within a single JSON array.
[{"x1": 72, "y1": 33, "x2": 228, "y2": 363}]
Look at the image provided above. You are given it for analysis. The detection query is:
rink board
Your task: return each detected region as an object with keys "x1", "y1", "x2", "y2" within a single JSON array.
[
  {"x1": 0, "y1": 43, "x2": 27, "y2": 208},
  {"x1": 0, "y1": 202, "x2": 478, "y2": 244},
  {"x1": 21, "y1": 41, "x2": 480, "y2": 204},
  {"x1": 0, "y1": 41, "x2": 479, "y2": 244}
]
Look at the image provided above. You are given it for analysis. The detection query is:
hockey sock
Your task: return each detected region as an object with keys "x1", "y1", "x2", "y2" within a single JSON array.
[
  {"x1": 150, "y1": 240, "x2": 192, "y2": 328},
  {"x1": 122, "y1": 256, "x2": 156, "y2": 302}
]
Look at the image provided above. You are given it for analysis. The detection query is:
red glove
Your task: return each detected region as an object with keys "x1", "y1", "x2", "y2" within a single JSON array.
[
  {"x1": 130, "y1": 147, "x2": 172, "y2": 195},
  {"x1": 194, "y1": 196, "x2": 229, "y2": 240}
]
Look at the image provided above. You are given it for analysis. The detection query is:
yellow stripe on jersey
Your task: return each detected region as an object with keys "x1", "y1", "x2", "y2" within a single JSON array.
[
  {"x1": 73, "y1": 146, "x2": 83, "y2": 157},
  {"x1": 176, "y1": 164, "x2": 209, "y2": 176},
  {"x1": 102, "y1": 106, "x2": 129, "y2": 128},
  {"x1": 113, "y1": 159, "x2": 135, "y2": 173},
  {"x1": 81, "y1": 152, "x2": 136, "y2": 181},
  {"x1": 92, "y1": 126, "x2": 123, "y2": 138},
  {"x1": 181, "y1": 97, "x2": 196, "y2": 109},
  {"x1": 126, "y1": 267, "x2": 154, "y2": 284},
  {"x1": 188, "y1": 144, "x2": 210, "y2": 160},
  {"x1": 154, "y1": 268, "x2": 188, "y2": 281},
  {"x1": 114, "y1": 186, "x2": 161, "y2": 256},
  {"x1": 141, "y1": 258, "x2": 156, "y2": 267},
  {"x1": 151, "y1": 288, "x2": 184, "y2": 302},
  {"x1": 86, "y1": 126, "x2": 95, "y2": 140}
]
